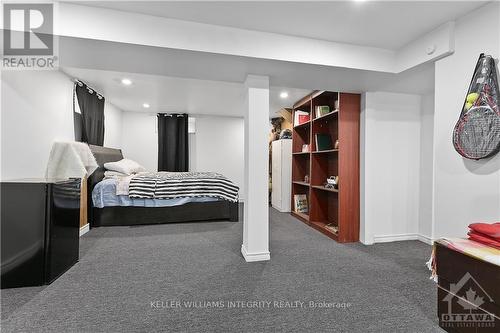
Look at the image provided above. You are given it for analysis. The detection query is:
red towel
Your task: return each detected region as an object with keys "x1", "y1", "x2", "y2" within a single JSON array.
[
  {"x1": 468, "y1": 222, "x2": 500, "y2": 240},
  {"x1": 468, "y1": 230, "x2": 500, "y2": 249}
]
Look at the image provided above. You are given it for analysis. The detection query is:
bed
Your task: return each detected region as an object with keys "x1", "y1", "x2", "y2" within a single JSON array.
[
  {"x1": 434, "y1": 239, "x2": 500, "y2": 333},
  {"x1": 87, "y1": 145, "x2": 239, "y2": 227}
]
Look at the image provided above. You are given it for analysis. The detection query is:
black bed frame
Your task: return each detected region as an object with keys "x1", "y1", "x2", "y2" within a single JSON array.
[{"x1": 87, "y1": 145, "x2": 239, "y2": 227}]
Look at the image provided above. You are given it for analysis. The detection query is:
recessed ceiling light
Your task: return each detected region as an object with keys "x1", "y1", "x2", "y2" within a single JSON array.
[
  {"x1": 280, "y1": 91, "x2": 289, "y2": 99},
  {"x1": 121, "y1": 78, "x2": 132, "y2": 86},
  {"x1": 142, "y1": 103, "x2": 150, "y2": 108}
]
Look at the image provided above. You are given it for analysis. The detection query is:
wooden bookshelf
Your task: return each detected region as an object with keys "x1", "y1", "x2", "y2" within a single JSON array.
[
  {"x1": 310, "y1": 221, "x2": 338, "y2": 240},
  {"x1": 290, "y1": 91, "x2": 360, "y2": 243},
  {"x1": 311, "y1": 149, "x2": 338, "y2": 154},
  {"x1": 293, "y1": 121, "x2": 311, "y2": 129},
  {"x1": 311, "y1": 185, "x2": 338, "y2": 193},
  {"x1": 292, "y1": 211, "x2": 309, "y2": 222},
  {"x1": 313, "y1": 109, "x2": 338, "y2": 122}
]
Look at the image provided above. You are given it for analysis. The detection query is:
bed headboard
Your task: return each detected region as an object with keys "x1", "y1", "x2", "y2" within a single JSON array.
[
  {"x1": 87, "y1": 145, "x2": 123, "y2": 226},
  {"x1": 88, "y1": 145, "x2": 124, "y2": 187}
]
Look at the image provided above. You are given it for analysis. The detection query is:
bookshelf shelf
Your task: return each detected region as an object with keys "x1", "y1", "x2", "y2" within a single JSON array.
[
  {"x1": 291, "y1": 91, "x2": 360, "y2": 243},
  {"x1": 293, "y1": 121, "x2": 311, "y2": 129},
  {"x1": 310, "y1": 221, "x2": 339, "y2": 240},
  {"x1": 312, "y1": 149, "x2": 339, "y2": 154},
  {"x1": 313, "y1": 110, "x2": 338, "y2": 122},
  {"x1": 311, "y1": 185, "x2": 338, "y2": 193},
  {"x1": 291, "y1": 211, "x2": 309, "y2": 222}
]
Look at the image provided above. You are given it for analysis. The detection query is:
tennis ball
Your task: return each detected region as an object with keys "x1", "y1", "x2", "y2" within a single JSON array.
[
  {"x1": 466, "y1": 92, "x2": 479, "y2": 104},
  {"x1": 464, "y1": 102, "x2": 473, "y2": 110}
]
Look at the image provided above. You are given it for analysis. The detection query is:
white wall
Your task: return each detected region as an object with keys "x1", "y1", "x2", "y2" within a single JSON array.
[
  {"x1": 104, "y1": 103, "x2": 123, "y2": 149},
  {"x1": 121, "y1": 112, "x2": 158, "y2": 172},
  {"x1": 361, "y1": 92, "x2": 422, "y2": 244},
  {"x1": 418, "y1": 93, "x2": 435, "y2": 242},
  {"x1": 121, "y1": 112, "x2": 245, "y2": 200},
  {"x1": 190, "y1": 115, "x2": 245, "y2": 199},
  {"x1": 432, "y1": 2, "x2": 500, "y2": 239},
  {"x1": 1, "y1": 70, "x2": 123, "y2": 180},
  {"x1": 362, "y1": 3, "x2": 500, "y2": 244}
]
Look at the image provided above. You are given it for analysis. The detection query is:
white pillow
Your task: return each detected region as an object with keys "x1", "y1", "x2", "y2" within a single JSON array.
[{"x1": 104, "y1": 159, "x2": 146, "y2": 175}]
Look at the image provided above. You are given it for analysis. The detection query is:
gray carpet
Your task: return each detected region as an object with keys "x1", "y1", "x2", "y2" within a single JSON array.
[{"x1": 1, "y1": 208, "x2": 441, "y2": 332}]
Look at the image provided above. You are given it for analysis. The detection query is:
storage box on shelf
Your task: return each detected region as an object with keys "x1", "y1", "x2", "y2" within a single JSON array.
[{"x1": 290, "y1": 91, "x2": 360, "y2": 243}]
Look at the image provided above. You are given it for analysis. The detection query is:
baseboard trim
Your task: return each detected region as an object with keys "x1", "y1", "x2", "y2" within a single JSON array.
[
  {"x1": 417, "y1": 234, "x2": 434, "y2": 245},
  {"x1": 373, "y1": 233, "x2": 418, "y2": 243},
  {"x1": 79, "y1": 224, "x2": 90, "y2": 237},
  {"x1": 373, "y1": 233, "x2": 434, "y2": 245},
  {"x1": 271, "y1": 204, "x2": 290, "y2": 213},
  {"x1": 360, "y1": 238, "x2": 374, "y2": 245},
  {"x1": 241, "y1": 245, "x2": 270, "y2": 262}
]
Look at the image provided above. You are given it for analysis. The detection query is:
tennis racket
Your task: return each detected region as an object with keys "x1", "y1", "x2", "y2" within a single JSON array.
[{"x1": 453, "y1": 54, "x2": 500, "y2": 160}]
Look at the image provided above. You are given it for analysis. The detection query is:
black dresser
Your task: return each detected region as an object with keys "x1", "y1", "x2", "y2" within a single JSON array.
[{"x1": 1, "y1": 178, "x2": 81, "y2": 288}]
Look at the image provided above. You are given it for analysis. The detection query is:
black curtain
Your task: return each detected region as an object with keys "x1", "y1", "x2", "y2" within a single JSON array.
[
  {"x1": 157, "y1": 113, "x2": 189, "y2": 172},
  {"x1": 74, "y1": 83, "x2": 105, "y2": 146}
]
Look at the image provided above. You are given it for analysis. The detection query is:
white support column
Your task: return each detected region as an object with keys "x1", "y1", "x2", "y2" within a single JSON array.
[{"x1": 242, "y1": 75, "x2": 270, "y2": 262}]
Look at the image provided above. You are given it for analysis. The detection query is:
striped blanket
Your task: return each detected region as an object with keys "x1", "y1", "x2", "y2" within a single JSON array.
[{"x1": 128, "y1": 172, "x2": 239, "y2": 202}]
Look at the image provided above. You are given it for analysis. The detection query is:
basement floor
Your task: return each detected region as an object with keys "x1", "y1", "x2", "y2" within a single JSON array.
[{"x1": 1, "y1": 207, "x2": 440, "y2": 332}]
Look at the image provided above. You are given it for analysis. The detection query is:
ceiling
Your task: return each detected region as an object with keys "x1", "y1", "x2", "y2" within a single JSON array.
[
  {"x1": 61, "y1": 67, "x2": 311, "y2": 117},
  {"x1": 60, "y1": 36, "x2": 435, "y2": 96},
  {"x1": 59, "y1": 34, "x2": 435, "y2": 118},
  {"x1": 60, "y1": 0, "x2": 447, "y2": 119},
  {"x1": 75, "y1": 1, "x2": 486, "y2": 49}
]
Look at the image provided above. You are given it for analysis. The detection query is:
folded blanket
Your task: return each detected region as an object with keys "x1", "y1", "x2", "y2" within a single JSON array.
[
  {"x1": 115, "y1": 175, "x2": 134, "y2": 196},
  {"x1": 468, "y1": 230, "x2": 500, "y2": 249},
  {"x1": 469, "y1": 222, "x2": 500, "y2": 240},
  {"x1": 104, "y1": 171, "x2": 148, "y2": 196},
  {"x1": 104, "y1": 171, "x2": 129, "y2": 178},
  {"x1": 103, "y1": 171, "x2": 133, "y2": 196},
  {"x1": 129, "y1": 172, "x2": 239, "y2": 202}
]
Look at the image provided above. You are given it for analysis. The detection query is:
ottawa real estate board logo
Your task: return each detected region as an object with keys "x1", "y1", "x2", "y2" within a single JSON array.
[
  {"x1": 440, "y1": 272, "x2": 497, "y2": 330},
  {"x1": 2, "y1": 3, "x2": 57, "y2": 69}
]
